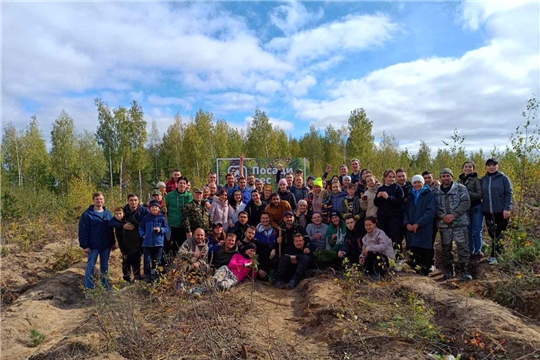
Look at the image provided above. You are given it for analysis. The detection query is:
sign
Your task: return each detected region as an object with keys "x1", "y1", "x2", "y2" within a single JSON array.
[{"x1": 215, "y1": 158, "x2": 310, "y2": 189}]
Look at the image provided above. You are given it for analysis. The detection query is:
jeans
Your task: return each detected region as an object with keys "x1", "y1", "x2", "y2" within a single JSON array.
[
  {"x1": 85, "y1": 248, "x2": 111, "y2": 289},
  {"x1": 467, "y1": 204, "x2": 484, "y2": 254},
  {"x1": 143, "y1": 247, "x2": 163, "y2": 278}
]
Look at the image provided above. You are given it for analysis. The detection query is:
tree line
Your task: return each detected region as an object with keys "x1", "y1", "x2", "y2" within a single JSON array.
[{"x1": 2, "y1": 97, "x2": 538, "y2": 207}]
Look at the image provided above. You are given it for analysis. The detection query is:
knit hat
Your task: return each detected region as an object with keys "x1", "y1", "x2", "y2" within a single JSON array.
[
  {"x1": 343, "y1": 175, "x2": 351, "y2": 182},
  {"x1": 149, "y1": 200, "x2": 161, "y2": 209},
  {"x1": 313, "y1": 177, "x2": 323, "y2": 188},
  {"x1": 411, "y1": 175, "x2": 425, "y2": 185},
  {"x1": 439, "y1": 168, "x2": 454, "y2": 177},
  {"x1": 156, "y1": 181, "x2": 166, "y2": 189},
  {"x1": 278, "y1": 179, "x2": 288, "y2": 187},
  {"x1": 243, "y1": 242, "x2": 257, "y2": 251}
]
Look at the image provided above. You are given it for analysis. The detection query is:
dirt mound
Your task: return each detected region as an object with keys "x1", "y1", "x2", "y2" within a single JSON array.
[{"x1": 400, "y1": 277, "x2": 540, "y2": 358}]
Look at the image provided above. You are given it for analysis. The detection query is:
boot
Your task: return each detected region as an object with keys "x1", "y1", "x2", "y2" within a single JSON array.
[
  {"x1": 288, "y1": 275, "x2": 299, "y2": 289},
  {"x1": 460, "y1": 263, "x2": 473, "y2": 281},
  {"x1": 444, "y1": 264, "x2": 455, "y2": 280}
]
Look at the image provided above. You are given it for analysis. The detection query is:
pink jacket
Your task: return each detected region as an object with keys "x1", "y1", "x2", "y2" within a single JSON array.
[
  {"x1": 228, "y1": 253, "x2": 257, "y2": 282},
  {"x1": 210, "y1": 198, "x2": 230, "y2": 232}
]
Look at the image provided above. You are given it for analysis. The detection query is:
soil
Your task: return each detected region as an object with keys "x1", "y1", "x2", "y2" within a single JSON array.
[{"x1": 2, "y1": 243, "x2": 540, "y2": 360}]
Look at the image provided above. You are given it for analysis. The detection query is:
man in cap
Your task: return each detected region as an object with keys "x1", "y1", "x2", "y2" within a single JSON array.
[
  {"x1": 183, "y1": 188, "x2": 211, "y2": 237},
  {"x1": 434, "y1": 168, "x2": 472, "y2": 281}
]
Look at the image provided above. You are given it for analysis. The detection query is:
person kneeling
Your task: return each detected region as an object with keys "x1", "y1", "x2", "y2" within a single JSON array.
[
  {"x1": 359, "y1": 217, "x2": 395, "y2": 280},
  {"x1": 274, "y1": 233, "x2": 311, "y2": 289}
]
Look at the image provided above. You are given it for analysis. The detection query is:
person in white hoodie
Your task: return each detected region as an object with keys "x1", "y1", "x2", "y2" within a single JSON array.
[
  {"x1": 210, "y1": 189, "x2": 230, "y2": 232},
  {"x1": 359, "y1": 216, "x2": 395, "y2": 280}
]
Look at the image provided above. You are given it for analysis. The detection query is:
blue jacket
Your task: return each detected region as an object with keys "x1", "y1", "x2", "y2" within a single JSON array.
[
  {"x1": 79, "y1": 205, "x2": 112, "y2": 250},
  {"x1": 329, "y1": 190, "x2": 348, "y2": 214},
  {"x1": 403, "y1": 186, "x2": 437, "y2": 249},
  {"x1": 482, "y1": 171, "x2": 512, "y2": 214},
  {"x1": 139, "y1": 213, "x2": 169, "y2": 247}
]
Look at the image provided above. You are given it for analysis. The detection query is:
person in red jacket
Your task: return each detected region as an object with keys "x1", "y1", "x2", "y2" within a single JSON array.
[{"x1": 165, "y1": 169, "x2": 182, "y2": 193}]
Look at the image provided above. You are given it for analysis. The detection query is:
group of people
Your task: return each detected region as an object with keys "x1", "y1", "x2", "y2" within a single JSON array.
[{"x1": 78, "y1": 157, "x2": 512, "y2": 293}]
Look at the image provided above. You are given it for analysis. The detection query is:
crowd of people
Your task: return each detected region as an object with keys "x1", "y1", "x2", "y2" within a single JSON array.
[{"x1": 78, "y1": 157, "x2": 513, "y2": 294}]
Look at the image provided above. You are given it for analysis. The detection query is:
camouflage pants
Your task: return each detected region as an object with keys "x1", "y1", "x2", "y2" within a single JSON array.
[
  {"x1": 213, "y1": 266, "x2": 239, "y2": 290},
  {"x1": 440, "y1": 227, "x2": 469, "y2": 267}
]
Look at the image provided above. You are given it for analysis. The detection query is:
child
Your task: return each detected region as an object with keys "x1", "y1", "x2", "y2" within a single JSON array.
[
  {"x1": 360, "y1": 217, "x2": 395, "y2": 280},
  {"x1": 108, "y1": 207, "x2": 134, "y2": 283},
  {"x1": 338, "y1": 215, "x2": 363, "y2": 264},
  {"x1": 139, "y1": 200, "x2": 169, "y2": 283},
  {"x1": 339, "y1": 184, "x2": 362, "y2": 221},
  {"x1": 213, "y1": 242, "x2": 258, "y2": 291}
]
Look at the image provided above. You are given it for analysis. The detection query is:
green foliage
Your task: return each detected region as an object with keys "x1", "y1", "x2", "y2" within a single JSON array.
[
  {"x1": 29, "y1": 329, "x2": 46, "y2": 347},
  {"x1": 1, "y1": 247, "x2": 11, "y2": 257},
  {"x1": 346, "y1": 108, "x2": 374, "y2": 164},
  {"x1": 50, "y1": 111, "x2": 79, "y2": 195},
  {"x1": 49, "y1": 246, "x2": 86, "y2": 271}
]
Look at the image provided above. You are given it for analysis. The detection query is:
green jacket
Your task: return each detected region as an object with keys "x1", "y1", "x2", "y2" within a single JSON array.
[
  {"x1": 183, "y1": 200, "x2": 211, "y2": 234},
  {"x1": 165, "y1": 190, "x2": 193, "y2": 228}
]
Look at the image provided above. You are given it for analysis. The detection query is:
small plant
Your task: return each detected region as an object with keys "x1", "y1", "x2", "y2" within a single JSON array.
[
  {"x1": 49, "y1": 246, "x2": 86, "y2": 271},
  {"x1": 29, "y1": 328, "x2": 46, "y2": 347},
  {"x1": 0, "y1": 246, "x2": 10, "y2": 257}
]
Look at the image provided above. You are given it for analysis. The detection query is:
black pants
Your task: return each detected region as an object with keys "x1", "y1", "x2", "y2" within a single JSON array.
[
  {"x1": 408, "y1": 246, "x2": 433, "y2": 275},
  {"x1": 122, "y1": 251, "x2": 142, "y2": 281},
  {"x1": 163, "y1": 227, "x2": 187, "y2": 263},
  {"x1": 377, "y1": 215, "x2": 403, "y2": 260},
  {"x1": 276, "y1": 254, "x2": 310, "y2": 282},
  {"x1": 484, "y1": 213, "x2": 509, "y2": 257},
  {"x1": 363, "y1": 252, "x2": 389, "y2": 276}
]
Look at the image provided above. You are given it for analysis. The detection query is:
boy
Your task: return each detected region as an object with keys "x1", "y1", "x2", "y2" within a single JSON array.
[
  {"x1": 108, "y1": 207, "x2": 135, "y2": 282},
  {"x1": 338, "y1": 215, "x2": 363, "y2": 264},
  {"x1": 339, "y1": 184, "x2": 362, "y2": 221},
  {"x1": 139, "y1": 200, "x2": 169, "y2": 283}
]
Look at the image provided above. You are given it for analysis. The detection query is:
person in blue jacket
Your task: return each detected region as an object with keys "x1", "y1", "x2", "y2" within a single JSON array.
[
  {"x1": 139, "y1": 200, "x2": 169, "y2": 283},
  {"x1": 403, "y1": 175, "x2": 437, "y2": 275},
  {"x1": 79, "y1": 191, "x2": 113, "y2": 291},
  {"x1": 482, "y1": 158, "x2": 513, "y2": 265}
]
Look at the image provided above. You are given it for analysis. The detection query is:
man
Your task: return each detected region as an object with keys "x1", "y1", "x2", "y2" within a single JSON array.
[
  {"x1": 422, "y1": 171, "x2": 440, "y2": 191},
  {"x1": 79, "y1": 192, "x2": 113, "y2": 291},
  {"x1": 247, "y1": 174, "x2": 256, "y2": 190},
  {"x1": 271, "y1": 211, "x2": 308, "y2": 262},
  {"x1": 434, "y1": 168, "x2": 472, "y2": 281},
  {"x1": 238, "y1": 177, "x2": 252, "y2": 204},
  {"x1": 254, "y1": 212, "x2": 279, "y2": 276},
  {"x1": 350, "y1": 159, "x2": 362, "y2": 184},
  {"x1": 274, "y1": 233, "x2": 311, "y2": 289},
  {"x1": 165, "y1": 176, "x2": 193, "y2": 258},
  {"x1": 254, "y1": 178, "x2": 264, "y2": 193},
  {"x1": 147, "y1": 190, "x2": 166, "y2": 214},
  {"x1": 339, "y1": 164, "x2": 349, "y2": 185},
  {"x1": 122, "y1": 193, "x2": 149, "y2": 280},
  {"x1": 183, "y1": 188, "x2": 212, "y2": 237},
  {"x1": 223, "y1": 173, "x2": 239, "y2": 197},
  {"x1": 209, "y1": 232, "x2": 239, "y2": 269},
  {"x1": 179, "y1": 228, "x2": 209, "y2": 271},
  {"x1": 306, "y1": 176, "x2": 315, "y2": 191},
  {"x1": 305, "y1": 212, "x2": 328, "y2": 251},
  {"x1": 166, "y1": 169, "x2": 182, "y2": 193},
  {"x1": 265, "y1": 193, "x2": 293, "y2": 228},
  {"x1": 396, "y1": 168, "x2": 413, "y2": 200},
  {"x1": 206, "y1": 172, "x2": 222, "y2": 192},
  {"x1": 231, "y1": 211, "x2": 249, "y2": 242}
]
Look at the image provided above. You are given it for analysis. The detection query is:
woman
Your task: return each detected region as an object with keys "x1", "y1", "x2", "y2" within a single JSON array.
[
  {"x1": 245, "y1": 190, "x2": 265, "y2": 227},
  {"x1": 295, "y1": 199, "x2": 311, "y2": 228},
  {"x1": 262, "y1": 184, "x2": 273, "y2": 205},
  {"x1": 277, "y1": 178, "x2": 297, "y2": 210},
  {"x1": 360, "y1": 217, "x2": 395, "y2": 280},
  {"x1": 403, "y1": 175, "x2": 437, "y2": 275},
  {"x1": 373, "y1": 170, "x2": 405, "y2": 268},
  {"x1": 228, "y1": 189, "x2": 246, "y2": 229},
  {"x1": 459, "y1": 161, "x2": 484, "y2": 259},
  {"x1": 326, "y1": 211, "x2": 346, "y2": 253},
  {"x1": 208, "y1": 222, "x2": 226, "y2": 246},
  {"x1": 482, "y1": 158, "x2": 513, "y2": 265},
  {"x1": 356, "y1": 168, "x2": 373, "y2": 195},
  {"x1": 210, "y1": 189, "x2": 230, "y2": 232},
  {"x1": 360, "y1": 175, "x2": 380, "y2": 218},
  {"x1": 308, "y1": 177, "x2": 331, "y2": 221}
]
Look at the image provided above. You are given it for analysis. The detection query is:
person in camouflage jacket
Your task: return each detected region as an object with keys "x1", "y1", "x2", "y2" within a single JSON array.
[{"x1": 183, "y1": 188, "x2": 211, "y2": 236}]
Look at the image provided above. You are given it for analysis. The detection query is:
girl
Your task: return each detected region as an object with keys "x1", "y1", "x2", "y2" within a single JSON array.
[
  {"x1": 228, "y1": 189, "x2": 246, "y2": 229},
  {"x1": 208, "y1": 222, "x2": 226, "y2": 246},
  {"x1": 326, "y1": 211, "x2": 347, "y2": 253},
  {"x1": 210, "y1": 189, "x2": 230, "y2": 232},
  {"x1": 360, "y1": 175, "x2": 380, "y2": 218},
  {"x1": 212, "y1": 243, "x2": 259, "y2": 291},
  {"x1": 277, "y1": 178, "x2": 297, "y2": 210},
  {"x1": 360, "y1": 217, "x2": 395, "y2": 279},
  {"x1": 403, "y1": 175, "x2": 437, "y2": 275},
  {"x1": 374, "y1": 170, "x2": 405, "y2": 269},
  {"x1": 329, "y1": 182, "x2": 347, "y2": 215},
  {"x1": 459, "y1": 161, "x2": 483, "y2": 258}
]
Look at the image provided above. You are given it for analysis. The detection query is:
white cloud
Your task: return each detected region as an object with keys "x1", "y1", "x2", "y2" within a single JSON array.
[
  {"x1": 285, "y1": 75, "x2": 317, "y2": 97},
  {"x1": 269, "y1": 117, "x2": 295, "y2": 131},
  {"x1": 460, "y1": 0, "x2": 532, "y2": 30},
  {"x1": 270, "y1": 1, "x2": 324, "y2": 35},
  {"x1": 147, "y1": 95, "x2": 193, "y2": 109}
]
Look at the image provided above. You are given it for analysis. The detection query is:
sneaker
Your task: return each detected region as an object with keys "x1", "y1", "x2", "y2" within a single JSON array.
[
  {"x1": 287, "y1": 276, "x2": 299, "y2": 289},
  {"x1": 274, "y1": 280, "x2": 285, "y2": 289},
  {"x1": 488, "y1": 257, "x2": 498, "y2": 265},
  {"x1": 462, "y1": 272, "x2": 473, "y2": 281}
]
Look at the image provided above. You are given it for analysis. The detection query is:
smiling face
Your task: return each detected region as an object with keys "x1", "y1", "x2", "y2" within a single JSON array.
[
  {"x1": 340, "y1": 165, "x2": 348, "y2": 175},
  {"x1": 238, "y1": 178, "x2": 247, "y2": 190},
  {"x1": 283, "y1": 214, "x2": 295, "y2": 226},
  {"x1": 271, "y1": 195, "x2": 280, "y2": 206},
  {"x1": 128, "y1": 195, "x2": 139, "y2": 210},
  {"x1": 194, "y1": 228, "x2": 205, "y2": 243},
  {"x1": 279, "y1": 182, "x2": 288, "y2": 191},
  {"x1": 245, "y1": 248, "x2": 256, "y2": 257},
  {"x1": 384, "y1": 172, "x2": 396, "y2": 185},
  {"x1": 441, "y1": 173, "x2": 453, "y2": 187},
  {"x1": 463, "y1": 162, "x2": 474, "y2": 175},
  {"x1": 260, "y1": 213, "x2": 270, "y2": 226},
  {"x1": 351, "y1": 160, "x2": 360, "y2": 172},
  {"x1": 423, "y1": 173, "x2": 433, "y2": 186},
  {"x1": 150, "y1": 205, "x2": 160, "y2": 215},
  {"x1": 331, "y1": 214, "x2": 340, "y2": 225},
  {"x1": 332, "y1": 183, "x2": 341, "y2": 194},
  {"x1": 247, "y1": 175, "x2": 255, "y2": 186},
  {"x1": 251, "y1": 191, "x2": 260, "y2": 203},
  {"x1": 285, "y1": 173, "x2": 293, "y2": 185},
  {"x1": 298, "y1": 201, "x2": 307, "y2": 212},
  {"x1": 226, "y1": 174, "x2": 235, "y2": 186},
  {"x1": 412, "y1": 180, "x2": 423, "y2": 190},
  {"x1": 366, "y1": 176, "x2": 375, "y2": 187},
  {"x1": 172, "y1": 171, "x2": 181, "y2": 181},
  {"x1": 177, "y1": 179, "x2": 187, "y2": 192},
  {"x1": 225, "y1": 235, "x2": 236, "y2": 250},
  {"x1": 364, "y1": 219, "x2": 375, "y2": 233},
  {"x1": 295, "y1": 176, "x2": 303, "y2": 187},
  {"x1": 486, "y1": 163, "x2": 499, "y2": 174},
  {"x1": 311, "y1": 213, "x2": 322, "y2": 224},
  {"x1": 233, "y1": 190, "x2": 242, "y2": 203}
]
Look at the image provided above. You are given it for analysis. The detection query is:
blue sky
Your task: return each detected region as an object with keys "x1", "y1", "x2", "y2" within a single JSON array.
[{"x1": 2, "y1": 1, "x2": 539, "y2": 153}]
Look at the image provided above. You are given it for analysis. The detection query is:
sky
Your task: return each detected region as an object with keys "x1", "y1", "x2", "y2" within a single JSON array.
[{"x1": 2, "y1": 0, "x2": 539, "y2": 154}]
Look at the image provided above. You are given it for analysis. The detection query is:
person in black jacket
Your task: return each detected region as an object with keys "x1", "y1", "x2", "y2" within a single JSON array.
[
  {"x1": 245, "y1": 190, "x2": 266, "y2": 227},
  {"x1": 274, "y1": 233, "x2": 312, "y2": 289},
  {"x1": 374, "y1": 170, "x2": 405, "y2": 269},
  {"x1": 338, "y1": 215, "x2": 363, "y2": 264},
  {"x1": 122, "y1": 194, "x2": 149, "y2": 281}
]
